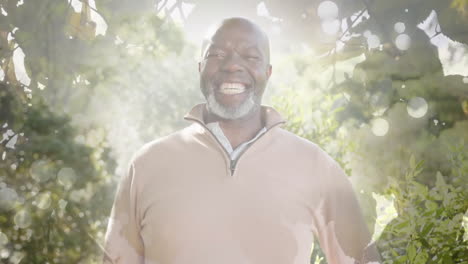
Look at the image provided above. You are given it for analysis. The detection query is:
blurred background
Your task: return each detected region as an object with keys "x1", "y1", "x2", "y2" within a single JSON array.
[{"x1": 0, "y1": 0, "x2": 467, "y2": 263}]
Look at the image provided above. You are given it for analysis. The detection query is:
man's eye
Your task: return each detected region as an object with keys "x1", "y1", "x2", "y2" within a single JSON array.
[
  {"x1": 246, "y1": 55, "x2": 260, "y2": 61},
  {"x1": 207, "y1": 53, "x2": 225, "y2": 59}
]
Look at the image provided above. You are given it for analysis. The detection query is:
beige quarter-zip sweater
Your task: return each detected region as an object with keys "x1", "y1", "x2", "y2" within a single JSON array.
[{"x1": 103, "y1": 104, "x2": 380, "y2": 264}]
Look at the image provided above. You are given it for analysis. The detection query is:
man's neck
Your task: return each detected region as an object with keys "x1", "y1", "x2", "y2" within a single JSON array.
[{"x1": 205, "y1": 108, "x2": 263, "y2": 150}]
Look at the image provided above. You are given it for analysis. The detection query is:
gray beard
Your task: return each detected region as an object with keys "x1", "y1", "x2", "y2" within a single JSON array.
[{"x1": 205, "y1": 90, "x2": 260, "y2": 120}]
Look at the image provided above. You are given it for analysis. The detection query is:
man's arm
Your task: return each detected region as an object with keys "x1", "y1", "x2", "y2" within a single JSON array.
[
  {"x1": 313, "y1": 159, "x2": 382, "y2": 264},
  {"x1": 103, "y1": 162, "x2": 144, "y2": 264}
]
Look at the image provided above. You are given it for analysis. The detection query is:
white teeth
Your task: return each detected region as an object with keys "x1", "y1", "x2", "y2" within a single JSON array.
[{"x1": 219, "y1": 82, "x2": 246, "y2": 95}]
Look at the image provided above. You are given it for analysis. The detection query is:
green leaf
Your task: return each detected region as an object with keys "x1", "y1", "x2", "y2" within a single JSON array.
[
  {"x1": 414, "y1": 251, "x2": 429, "y2": 264},
  {"x1": 407, "y1": 243, "x2": 417, "y2": 261},
  {"x1": 436, "y1": 171, "x2": 448, "y2": 194},
  {"x1": 440, "y1": 253, "x2": 454, "y2": 264},
  {"x1": 425, "y1": 200, "x2": 438, "y2": 211},
  {"x1": 413, "y1": 182, "x2": 428, "y2": 198},
  {"x1": 395, "y1": 255, "x2": 407, "y2": 263}
]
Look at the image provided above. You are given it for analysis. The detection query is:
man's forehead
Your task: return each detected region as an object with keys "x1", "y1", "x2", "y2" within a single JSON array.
[
  {"x1": 207, "y1": 39, "x2": 262, "y2": 50},
  {"x1": 212, "y1": 24, "x2": 263, "y2": 42},
  {"x1": 201, "y1": 18, "x2": 270, "y2": 59}
]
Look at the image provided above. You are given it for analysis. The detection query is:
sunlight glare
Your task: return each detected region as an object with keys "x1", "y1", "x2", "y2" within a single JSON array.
[
  {"x1": 12, "y1": 47, "x2": 31, "y2": 86},
  {"x1": 372, "y1": 192, "x2": 397, "y2": 242},
  {"x1": 321, "y1": 19, "x2": 340, "y2": 35}
]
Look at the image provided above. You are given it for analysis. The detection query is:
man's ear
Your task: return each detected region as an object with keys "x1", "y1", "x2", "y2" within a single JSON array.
[{"x1": 266, "y1": 64, "x2": 272, "y2": 79}]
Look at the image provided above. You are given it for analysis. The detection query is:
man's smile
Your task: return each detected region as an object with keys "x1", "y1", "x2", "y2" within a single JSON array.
[{"x1": 218, "y1": 82, "x2": 247, "y2": 95}]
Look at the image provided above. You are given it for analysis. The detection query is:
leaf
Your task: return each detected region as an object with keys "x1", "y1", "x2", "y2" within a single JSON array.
[
  {"x1": 413, "y1": 181, "x2": 428, "y2": 198},
  {"x1": 414, "y1": 251, "x2": 429, "y2": 264},
  {"x1": 395, "y1": 255, "x2": 407, "y2": 263},
  {"x1": 436, "y1": 171, "x2": 448, "y2": 194},
  {"x1": 441, "y1": 254, "x2": 454, "y2": 264},
  {"x1": 407, "y1": 242, "x2": 417, "y2": 261},
  {"x1": 425, "y1": 200, "x2": 438, "y2": 211},
  {"x1": 394, "y1": 219, "x2": 411, "y2": 233}
]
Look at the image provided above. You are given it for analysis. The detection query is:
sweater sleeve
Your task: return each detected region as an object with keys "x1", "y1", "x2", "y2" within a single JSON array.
[
  {"x1": 313, "y1": 159, "x2": 381, "y2": 264},
  {"x1": 103, "y1": 162, "x2": 144, "y2": 264}
]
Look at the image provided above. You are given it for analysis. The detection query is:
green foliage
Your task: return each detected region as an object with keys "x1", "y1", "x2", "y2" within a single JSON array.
[
  {"x1": 378, "y1": 152, "x2": 468, "y2": 263},
  {"x1": 0, "y1": 83, "x2": 115, "y2": 263}
]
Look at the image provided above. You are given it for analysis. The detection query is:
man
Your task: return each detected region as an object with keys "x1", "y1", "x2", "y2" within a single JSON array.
[{"x1": 103, "y1": 17, "x2": 381, "y2": 264}]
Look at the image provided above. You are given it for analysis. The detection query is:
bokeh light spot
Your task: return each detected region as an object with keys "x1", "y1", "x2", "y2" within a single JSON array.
[
  {"x1": 367, "y1": 34, "x2": 380, "y2": 49},
  {"x1": 0, "y1": 186, "x2": 18, "y2": 210},
  {"x1": 36, "y1": 192, "x2": 51, "y2": 210},
  {"x1": 0, "y1": 248, "x2": 10, "y2": 259},
  {"x1": 30, "y1": 160, "x2": 54, "y2": 182},
  {"x1": 371, "y1": 118, "x2": 389, "y2": 136},
  {"x1": 9, "y1": 251, "x2": 25, "y2": 264},
  {"x1": 394, "y1": 22, "x2": 405, "y2": 33},
  {"x1": 395, "y1": 34, "x2": 411, "y2": 50},
  {"x1": 14, "y1": 210, "x2": 32, "y2": 229},
  {"x1": 317, "y1": 1, "x2": 339, "y2": 20},
  {"x1": 57, "y1": 167, "x2": 76, "y2": 190},
  {"x1": 59, "y1": 199, "x2": 67, "y2": 208},
  {"x1": 256, "y1": 2, "x2": 270, "y2": 17},
  {"x1": 407, "y1": 97, "x2": 428, "y2": 118}
]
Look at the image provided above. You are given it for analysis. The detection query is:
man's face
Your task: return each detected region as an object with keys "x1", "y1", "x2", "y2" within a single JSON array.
[{"x1": 199, "y1": 21, "x2": 272, "y2": 120}]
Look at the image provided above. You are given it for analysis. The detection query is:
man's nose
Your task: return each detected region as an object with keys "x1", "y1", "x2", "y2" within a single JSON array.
[{"x1": 221, "y1": 52, "x2": 244, "y2": 72}]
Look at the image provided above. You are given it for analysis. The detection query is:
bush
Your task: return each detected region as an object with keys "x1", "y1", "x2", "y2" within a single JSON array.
[
  {"x1": 378, "y1": 149, "x2": 468, "y2": 263},
  {"x1": 0, "y1": 83, "x2": 115, "y2": 263}
]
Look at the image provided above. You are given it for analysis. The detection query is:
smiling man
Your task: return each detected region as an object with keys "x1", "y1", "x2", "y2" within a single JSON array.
[
  {"x1": 199, "y1": 18, "x2": 272, "y2": 154},
  {"x1": 200, "y1": 18, "x2": 270, "y2": 120},
  {"x1": 103, "y1": 17, "x2": 381, "y2": 264}
]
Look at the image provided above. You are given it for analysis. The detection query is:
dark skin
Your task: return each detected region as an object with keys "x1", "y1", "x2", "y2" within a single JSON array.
[{"x1": 198, "y1": 18, "x2": 272, "y2": 149}]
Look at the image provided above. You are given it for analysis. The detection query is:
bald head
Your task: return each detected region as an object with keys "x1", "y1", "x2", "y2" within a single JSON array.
[{"x1": 201, "y1": 17, "x2": 271, "y2": 64}]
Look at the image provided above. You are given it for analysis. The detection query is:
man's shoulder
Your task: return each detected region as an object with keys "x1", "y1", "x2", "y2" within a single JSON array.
[
  {"x1": 274, "y1": 127, "x2": 322, "y2": 151},
  {"x1": 130, "y1": 124, "x2": 199, "y2": 164},
  {"x1": 274, "y1": 127, "x2": 338, "y2": 166}
]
